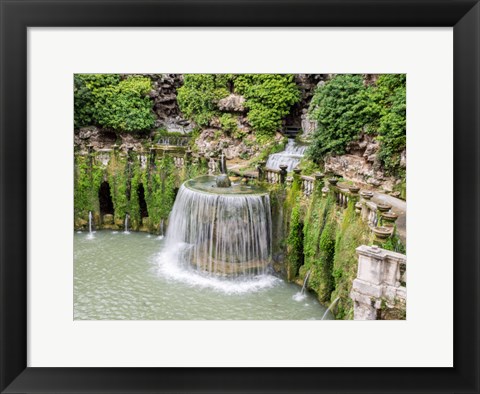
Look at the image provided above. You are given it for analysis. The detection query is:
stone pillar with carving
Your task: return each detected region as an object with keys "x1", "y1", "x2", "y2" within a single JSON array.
[{"x1": 350, "y1": 245, "x2": 406, "y2": 320}]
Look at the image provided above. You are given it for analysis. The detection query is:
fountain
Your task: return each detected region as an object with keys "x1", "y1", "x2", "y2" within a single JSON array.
[
  {"x1": 86, "y1": 211, "x2": 94, "y2": 239},
  {"x1": 164, "y1": 173, "x2": 272, "y2": 276},
  {"x1": 321, "y1": 297, "x2": 339, "y2": 320},
  {"x1": 88, "y1": 211, "x2": 93, "y2": 233},
  {"x1": 293, "y1": 270, "x2": 311, "y2": 301},
  {"x1": 266, "y1": 139, "x2": 307, "y2": 172},
  {"x1": 215, "y1": 153, "x2": 231, "y2": 188}
]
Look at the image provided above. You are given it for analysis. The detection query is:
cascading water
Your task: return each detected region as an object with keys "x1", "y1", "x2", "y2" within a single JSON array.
[
  {"x1": 124, "y1": 214, "x2": 130, "y2": 233},
  {"x1": 86, "y1": 211, "x2": 94, "y2": 239},
  {"x1": 163, "y1": 176, "x2": 272, "y2": 277},
  {"x1": 266, "y1": 139, "x2": 307, "y2": 172},
  {"x1": 88, "y1": 211, "x2": 93, "y2": 233}
]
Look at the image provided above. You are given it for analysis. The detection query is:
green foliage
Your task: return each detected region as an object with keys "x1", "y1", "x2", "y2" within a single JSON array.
[
  {"x1": 107, "y1": 154, "x2": 130, "y2": 221},
  {"x1": 219, "y1": 113, "x2": 238, "y2": 133},
  {"x1": 234, "y1": 74, "x2": 301, "y2": 137},
  {"x1": 382, "y1": 228, "x2": 406, "y2": 254},
  {"x1": 74, "y1": 155, "x2": 104, "y2": 219},
  {"x1": 307, "y1": 74, "x2": 406, "y2": 176},
  {"x1": 308, "y1": 74, "x2": 373, "y2": 161},
  {"x1": 142, "y1": 155, "x2": 178, "y2": 227},
  {"x1": 286, "y1": 202, "x2": 304, "y2": 279},
  {"x1": 74, "y1": 74, "x2": 155, "y2": 132},
  {"x1": 331, "y1": 200, "x2": 371, "y2": 319},
  {"x1": 301, "y1": 193, "x2": 336, "y2": 302},
  {"x1": 373, "y1": 75, "x2": 406, "y2": 175},
  {"x1": 177, "y1": 74, "x2": 231, "y2": 127}
]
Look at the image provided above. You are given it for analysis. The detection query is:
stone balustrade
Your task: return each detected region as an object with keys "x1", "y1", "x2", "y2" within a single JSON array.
[
  {"x1": 300, "y1": 175, "x2": 315, "y2": 196},
  {"x1": 350, "y1": 245, "x2": 406, "y2": 320},
  {"x1": 173, "y1": 156, "x2": 185, "y2": 168},
  {"x1": 265, "y1": 168, "x2": 281, "y2": 184},
  {"x1": 156, "y1": 135, "x2": 191, "y2": 147}
]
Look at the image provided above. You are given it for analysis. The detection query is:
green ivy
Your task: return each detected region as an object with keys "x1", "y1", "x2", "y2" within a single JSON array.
[
  {"x1": 177, "y1": 74, "x2": 231, "y2": 127},
  {"x1": 219, "y1": 113, "x2": 238, "y2": 133},
  {"x1": 74, "y1": 155, "x2": 104, "y2": 220},
  {"x1": 331, "y1": 200, "x2": 371, "y2": 319},
  {"x1": 142, "y1": 155, "x2": 178, "y2": 228}
]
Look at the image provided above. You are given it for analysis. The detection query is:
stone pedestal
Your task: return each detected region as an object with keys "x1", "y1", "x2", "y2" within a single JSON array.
[{"x1": 350, "y1": 245, "x2": 407, "y2": 320}]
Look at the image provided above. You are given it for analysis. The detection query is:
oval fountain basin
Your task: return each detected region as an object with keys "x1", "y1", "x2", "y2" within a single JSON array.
[{"x1": 185, "y1": 175, "x2": 268, "y2": 196}]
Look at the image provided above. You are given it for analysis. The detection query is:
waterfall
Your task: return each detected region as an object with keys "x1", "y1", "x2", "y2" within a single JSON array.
[
  {"x1": 163, "y1": 184, "x2": 272, "y2": 276},
  {"x1": 124, "y1": 214, "x2": 130, "y2": 233},
  {"x1": 266, "y1": 139, "x2": 307, "y2": 172}
]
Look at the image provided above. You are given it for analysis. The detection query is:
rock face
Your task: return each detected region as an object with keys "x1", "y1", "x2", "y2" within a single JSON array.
[
  {"x1": 194, "y1": 128, "x2": 260, "y2": 159},
  {"x1": 148, "y1": 74, "x2": 194, "y2": 133},
  {"x1": 74, "y1": 126, "x2": 118, "y2": 153},
  {"x1": 324, "y1": 134, "x2": 400, "y2": 191},
  {"x1": 286, "y1": 74, "x2": 328, "y2": 137},
  {"x1": 217, "y1": 94, "x2": 246, "y2": 112}
]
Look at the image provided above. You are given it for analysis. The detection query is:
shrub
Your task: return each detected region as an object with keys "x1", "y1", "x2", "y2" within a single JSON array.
[
  {"x1": 219, "y1": 113, "x2": 238, "y2": 133},
  {"x1": 234, "y1": 74, "x2": 301, "y2": 137},
  {"x1": 74, "y1": 74, "x2": 155, "y2": 132},
  {"x1": 177, "y1": 74, "x2": 231, "y2": 127},
  {"x1": 307, "y1": 74, "x2": 373, "y2": 162}
]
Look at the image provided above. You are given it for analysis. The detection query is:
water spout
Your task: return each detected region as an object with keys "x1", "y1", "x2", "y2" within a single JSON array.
[
  {"x1": 321, "y1": 297, "x2": 340, "y2": 320},
  {"x1": 88, "y1": 211, "x2": 93, "y2": 234},
  {"x1": 301, "y1": 270, "x2": 311, "y2": 295},
  {"x1": 293, "y1": 270, "x2": 310, "y2": 301},
  {"x1": 216, "y1": 153, "x2": 231, "y2": 188},
  {"x1": 87, "y1": 211, "x2": 94, "y2": 239},
  {"x1": 124, "y1": 213, "x2": 130, "y2": 233}
]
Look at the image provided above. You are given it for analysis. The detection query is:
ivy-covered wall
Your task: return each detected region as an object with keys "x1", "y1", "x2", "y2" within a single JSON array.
[
  {"x1": 74, "y1": 149, "x2": 208, "y2": 233},
  {"x1": 280, "y1": 179, "x2": 373, "y2": 319}
]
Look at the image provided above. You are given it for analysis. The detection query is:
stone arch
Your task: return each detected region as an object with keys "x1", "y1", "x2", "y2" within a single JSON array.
[{"x1": 98, "y1": 181, "x2": 114, "y2": 216}]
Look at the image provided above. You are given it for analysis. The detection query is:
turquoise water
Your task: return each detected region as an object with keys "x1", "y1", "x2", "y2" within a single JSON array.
[{"x1": 74, "y1": 231, "x2": 333, "y2": 320}]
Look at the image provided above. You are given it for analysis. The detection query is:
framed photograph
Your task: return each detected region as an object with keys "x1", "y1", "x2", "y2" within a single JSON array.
[{"x1": 1, "y1": 0, "x2": 479, "y2": 393}]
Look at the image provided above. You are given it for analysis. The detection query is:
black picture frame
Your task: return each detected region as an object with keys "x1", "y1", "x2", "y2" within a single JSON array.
[{"x1": 1, "y1": 1, "x2": 479, "y2": 393}]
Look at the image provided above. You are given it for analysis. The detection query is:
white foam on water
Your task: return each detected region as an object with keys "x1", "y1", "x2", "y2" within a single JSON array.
[
  {"x1": 292, "y1": 292, "x2": 307, "y2": 302},
  {"x1": 156, "y1": 244, "x2": 280, "y2": 295}
]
